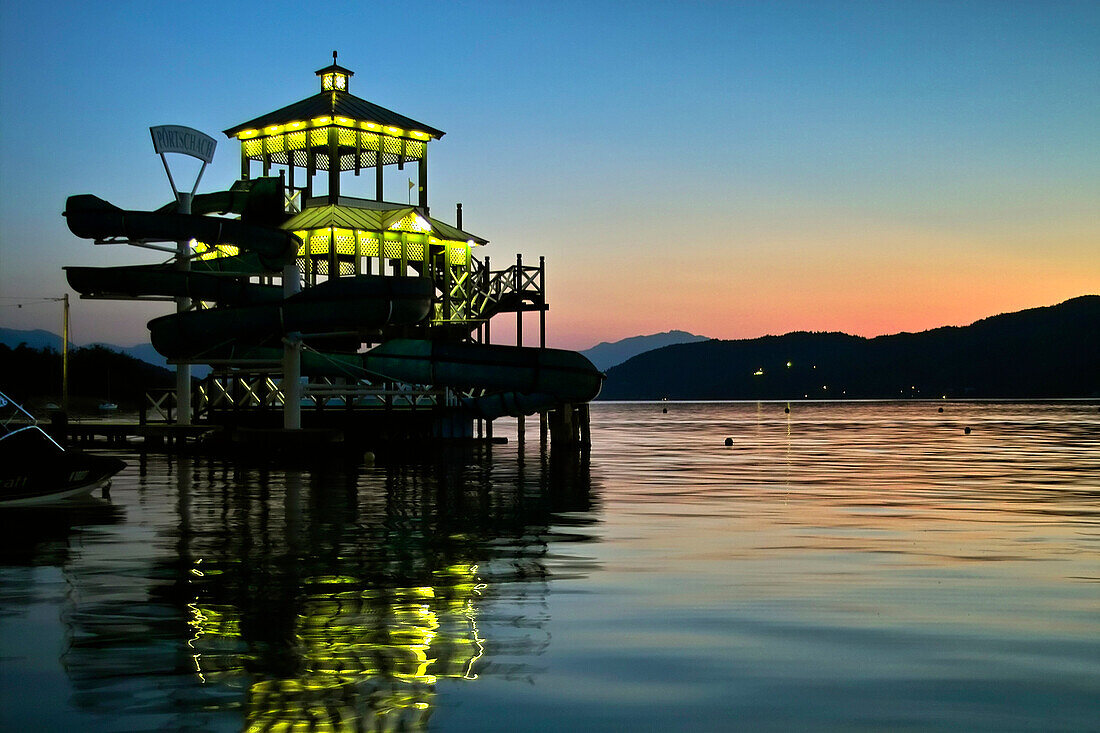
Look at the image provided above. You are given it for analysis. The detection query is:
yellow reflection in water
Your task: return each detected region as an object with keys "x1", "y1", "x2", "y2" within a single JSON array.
[{"x1": 187, "y1": 562, "x2": 487, "y2": 731}]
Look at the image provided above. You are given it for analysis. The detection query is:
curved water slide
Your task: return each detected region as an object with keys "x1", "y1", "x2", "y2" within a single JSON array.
[
  {"x1": 148, "y1": 276, "x2": 434, "y2": 358},
  {"x1": 62, "y1": 184, "x2": 603, "y2": 416},
  {"x1": 229, "y1": 339, "x2": 604, "y2": 419},
  {"x1": 152, "y1": 176, "x2": 286, "y2": 222},
  {"x1": 64, "y1": 192, "x2": 299, "y2": 270},
  {"x1": 364, "y1": 339, "x2": 603, "y2": 418},
  {"x1": 65, "y1": 264, "x2": 284, "y2": 304}
]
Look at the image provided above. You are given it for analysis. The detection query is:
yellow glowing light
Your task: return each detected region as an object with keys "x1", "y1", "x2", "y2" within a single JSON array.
[
  {"x1": 321, "y1": 72, "x2": 348, "y2": 91},
  {"x1": 786, "y1": 361, "x2": 792, "y2": 368},
  {"x1": 411, "y1": 130, "x2": 429, "y2": 140},
  {"x1": 311, "y1": 116, "x2": 331, "y2": 126},
  {"x1": 265, "y1": 125, "x2": 281, "y2": 134},
  {"x1": 753, "y1": 368, "x2": 764, "y2": 376},
  {"x1": 385, "y1": 126, "x2": 401, "y2": 135},
  {"x1": 288, "y1": 121, "x2": 304, "y2": 129},
  {"x1": 238, "y1": 129, "x2": 259, "y2": 139},
  {"x1": 363, "y1": 122, "x2": 381, "y2": 131},
  {"x1": 334, "y1": 116, "x2": 354, "y2": 126}
]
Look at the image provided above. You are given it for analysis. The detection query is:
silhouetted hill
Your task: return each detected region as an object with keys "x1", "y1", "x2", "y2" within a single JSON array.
[
  {"x1": 581, "y1": 330, "x2": 708, "y2": 371},
  {"x1": 0, "y1": 343, "x2": 175, "y2": 410},
  {"x1": 599, "y1": 296, "x2": 1100, "y2": 400},
  {"x1": 0, "y1": 327, "x2": 73, "y2": 352},
  {"x1": 0, "y1": 328, "x2": 210, "y2": 377}
]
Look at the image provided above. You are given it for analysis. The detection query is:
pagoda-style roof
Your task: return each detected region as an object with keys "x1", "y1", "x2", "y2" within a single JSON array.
[
  {"x1": 315, "y1": 61, "x2": 354, "y2": 78},
  {"x1": 284, "y1": 200, "x2": 487, "y2": 245},
  {"x1": 224, "y1": 92, "x2": 445, "y2": 140}
]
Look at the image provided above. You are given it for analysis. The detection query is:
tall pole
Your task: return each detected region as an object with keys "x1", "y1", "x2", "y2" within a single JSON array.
[
  {"x1": 150, "y1": 125, "x2": 215, "y2": 427},
  {"x1": 516, "y1": 253, "x2": 524, "y2": 443},
  {"x1": 62, "y1": 294, "x2": 70, "y2": 413},
  {"x1": 539, "y1": 256, "x2": 547, "y2": 445},
  {"x1": 484, "y1": 254, "x2": 492, "y2": 441},
  {"x1": 176, "y1": 192, "x2": 193, "y2": 425}
]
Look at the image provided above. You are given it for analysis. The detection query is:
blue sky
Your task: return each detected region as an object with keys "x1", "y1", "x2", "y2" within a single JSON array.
[{"x1": 1, "y1": 1, "x2": 1097, "y2": 349}]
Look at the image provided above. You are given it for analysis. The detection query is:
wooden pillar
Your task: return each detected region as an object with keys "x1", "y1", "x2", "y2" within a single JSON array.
[
  {"x1": 306, "y1": 150, "x2": 315, "y2": 200},
  {"x1": 538, "y1": 256, "x2": 546, "y2": 343},
  {"x1": 484, "y1": 265, "x2": 493, "y2": 440},
  {"x1": 539, "y1": 255, "x2": 547, "y2": 444},
  {"x1": 328, "y1": 226, "x2": 338, "y2": 279},
  {"x1": 484, "y1": 255, "x2": 490, "y2": 327},
  {"x1": 418, "y1": 154, "x2": 428, "y2": 209},
  {"x1": 285, "y1": 166, "x2": 294, "y2": 209},
  {"x1": 549, "y1": 403, "x2": 574, "y2": 447},
  {"x1": 375, "y1": 149, "x2": 384, "y2": 202},
  {"x1": 328, "y1": 126, "x2": 339, "y2": 203},
  {"x1": 476, "y1": 321, "x2": 484, "y2": 440},
  {"x1": 442, "y1": 248, "x2": 451, "y2": 323},
  {"x1": 516, "y1": 253, "x2": 524, "y2": 443}
]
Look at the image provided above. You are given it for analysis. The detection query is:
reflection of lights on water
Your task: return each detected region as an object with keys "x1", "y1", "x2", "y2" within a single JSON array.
[
  {"x1": 184, "y1": 560, "x2": 490, "y2": 728},
  {"x1": 192, "y1": 654, "x2": 206, "y2": 684}
]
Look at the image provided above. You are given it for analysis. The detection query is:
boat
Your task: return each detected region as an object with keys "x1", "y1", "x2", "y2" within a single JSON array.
[
  {"x1": 98, "y1": 402, "x2": 119, "y2": 412},
  {"x1": 1, "y1": 390, "x2": 125, "y2": 507}
]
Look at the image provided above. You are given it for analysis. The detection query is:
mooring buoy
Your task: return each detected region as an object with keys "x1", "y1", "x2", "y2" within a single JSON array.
[
  {"x1": 724, "y1": 437, "x2": 733, "y2": 446},
  {"x1": 964, "y1": 427, "x2": 971, "y2": 435},
  {"x1": 938, "y1": 407, "x2": 944, "y2": 413}
]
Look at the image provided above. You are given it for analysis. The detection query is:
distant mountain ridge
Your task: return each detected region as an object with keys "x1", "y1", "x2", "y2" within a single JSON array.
[
  {"x1": 599, "y1": 296, "x2": 1100, "y2": 400},
  {"x1": 1, "y1": 327, "x2": 164, "y2": 367},
  {"x1": 0, "y1": 328, "x2": 73, "y2": 352},
  {"x1": 0, "y1": 341, "x2": 175, "y2": 410},
  {"x1": 0, "y1": 328, "x2": 209, "y2": 377},
  {"x1": 581, "y1": 330, "x2": 708, "y2": 371}
]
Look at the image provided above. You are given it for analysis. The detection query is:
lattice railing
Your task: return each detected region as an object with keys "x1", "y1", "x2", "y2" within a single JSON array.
[
  {"x1": 469, "y1": 256, "x2": 543, "y2": 320},
  {"x1": 191, "y1": 373, "x2": 447, "y2": 416}
]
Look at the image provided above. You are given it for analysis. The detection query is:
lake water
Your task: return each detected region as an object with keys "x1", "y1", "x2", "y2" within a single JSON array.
[{"x1": 2, "y1": 401, "x2": 1098, "y2": 731}]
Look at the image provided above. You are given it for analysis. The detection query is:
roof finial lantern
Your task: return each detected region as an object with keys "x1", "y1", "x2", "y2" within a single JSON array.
[{"x1": 316, "y1": 51, "x2": 353, "y2": 93}]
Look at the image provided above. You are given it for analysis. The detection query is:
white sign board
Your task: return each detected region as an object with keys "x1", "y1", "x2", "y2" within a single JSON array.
[{"x1": 150, "y1": 125, "x2": 216, "y2": 164}]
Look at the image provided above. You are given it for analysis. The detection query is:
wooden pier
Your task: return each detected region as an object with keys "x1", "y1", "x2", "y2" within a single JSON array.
[
  {"x1": 50, "y1": 414, "x2": 514, "y2": 456},
  {"x1": 60, "y1": 421, "x2": 218, "y2": 449}
]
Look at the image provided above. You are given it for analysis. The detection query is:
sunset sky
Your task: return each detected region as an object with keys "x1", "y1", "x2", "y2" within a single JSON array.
[{"x1": 1, "y1": 1, "x2": 1096, "y2": 351}]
